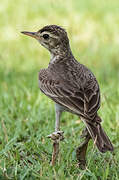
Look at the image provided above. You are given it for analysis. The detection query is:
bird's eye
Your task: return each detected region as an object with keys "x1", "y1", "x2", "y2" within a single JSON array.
[{"x1": 43, "y1": 34, "x2": 49, "y2": 40}]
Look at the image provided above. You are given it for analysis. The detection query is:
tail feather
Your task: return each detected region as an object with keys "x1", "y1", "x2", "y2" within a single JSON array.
[{"x1": 82, "y1": 116, "x2": 114, "y2": 153}]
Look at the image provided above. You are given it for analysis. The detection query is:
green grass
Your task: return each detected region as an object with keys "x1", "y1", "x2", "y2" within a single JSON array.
[{"x1": 0, "y1": 0, "x2": 119, "y2": 179}]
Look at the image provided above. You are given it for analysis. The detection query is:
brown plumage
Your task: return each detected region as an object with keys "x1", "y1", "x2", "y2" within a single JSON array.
[
  {"x1": 21, "y1": 25, "x2": 113, "y2": 164},
  {"x1": 38, "y1": 53, "x2": 113, "y2": 153}
]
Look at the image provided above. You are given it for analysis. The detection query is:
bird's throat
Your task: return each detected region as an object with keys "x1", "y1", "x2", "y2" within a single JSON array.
[{"x1": 50, "y1": 46, "x2": 73, "y2": 64}]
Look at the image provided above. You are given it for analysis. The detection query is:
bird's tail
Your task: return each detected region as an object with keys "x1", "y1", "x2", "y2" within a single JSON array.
[{"x1": 83, "y1": 116, "x2": 114, "y2": 153}]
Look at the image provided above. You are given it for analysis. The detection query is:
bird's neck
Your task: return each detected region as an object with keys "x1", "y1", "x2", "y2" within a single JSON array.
[{"x1": 50, "y1": 45, "x2": 74, "y2": 64}]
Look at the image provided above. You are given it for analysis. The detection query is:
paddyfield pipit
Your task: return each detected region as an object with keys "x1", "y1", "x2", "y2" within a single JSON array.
[{"x1": 21, "y1": 25, "x2": 113, "y2": 168}]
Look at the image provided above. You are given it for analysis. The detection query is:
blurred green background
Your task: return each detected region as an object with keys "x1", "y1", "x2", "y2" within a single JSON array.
[{"x1": 0, "y1": 0, "x2": 119, "y2": 179}]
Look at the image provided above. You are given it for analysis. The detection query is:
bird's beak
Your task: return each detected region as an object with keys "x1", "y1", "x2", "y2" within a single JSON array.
[{"x1": 21, "y1": 31, "x2": 38, "y2": 39}]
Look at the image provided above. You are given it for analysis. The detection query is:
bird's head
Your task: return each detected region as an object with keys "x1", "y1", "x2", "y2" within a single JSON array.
[{"x1": 21, "y1": 25, "x2": 70, "y2": 56}]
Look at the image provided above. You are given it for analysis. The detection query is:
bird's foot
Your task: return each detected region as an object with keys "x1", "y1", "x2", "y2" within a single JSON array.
[
  {"x1": 47, "y1": 131, "x2": 64, "y2": 165},
  {"x1": 76, "y1": 132, "x2": 90, "y2": 169},
  {"x1": 47, "y1": 131, "x2": 64, "y2": 142},
  {"x1": 77, "y1": 159, "x2": 86, "y2": 170},
  {"x1": 76, "y1": 144, "x2": 87, "y2": 169}
]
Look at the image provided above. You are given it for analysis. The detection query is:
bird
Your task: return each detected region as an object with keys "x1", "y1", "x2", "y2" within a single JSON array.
[{"x1": 21, "y1": 25, "x2": 114, "y2": 168}]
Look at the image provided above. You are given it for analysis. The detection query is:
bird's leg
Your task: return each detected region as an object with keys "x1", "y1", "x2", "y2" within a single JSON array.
[
  {"x1": 76, "y1": 128, "x2": 91, "y2": 169},
  {"x1": 47, "y1": 104, "x2": 64, "y2": 165}
]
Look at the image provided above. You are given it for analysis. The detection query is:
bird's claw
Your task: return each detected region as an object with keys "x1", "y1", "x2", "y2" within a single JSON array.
[{"x1": 47, "y1": 131, "x2": 64, "y2": 142}]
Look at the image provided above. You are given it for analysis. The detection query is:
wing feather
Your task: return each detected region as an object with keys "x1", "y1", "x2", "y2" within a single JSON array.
[{"x1": 39, "y1": 69, "x2": 100, "y2": 120}]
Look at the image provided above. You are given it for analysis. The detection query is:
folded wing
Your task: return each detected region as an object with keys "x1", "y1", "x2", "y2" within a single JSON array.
[{"x1": 39, "y1": 69, "x2": 100, "y2": 120}]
